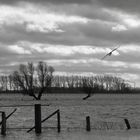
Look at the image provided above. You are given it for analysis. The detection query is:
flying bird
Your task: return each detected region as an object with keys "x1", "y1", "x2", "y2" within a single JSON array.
[{"x1": 101, "y1": 46, "x2": 120, "y2": 60}]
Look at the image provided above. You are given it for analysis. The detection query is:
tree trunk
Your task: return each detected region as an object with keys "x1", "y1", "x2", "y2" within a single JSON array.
[
  {"x1": 28, "y1": 90, "x2": 38, "y2": 100},
  {"x1": 37, "y1": 87, "x2": 45, "y2": 100}
]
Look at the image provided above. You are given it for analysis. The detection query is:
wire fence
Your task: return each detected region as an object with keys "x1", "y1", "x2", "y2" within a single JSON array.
[{"x1": 0, "y1": 104, "x2": 139, "y2": 136}]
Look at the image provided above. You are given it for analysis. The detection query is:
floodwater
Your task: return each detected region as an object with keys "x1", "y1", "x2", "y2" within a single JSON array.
[
  {"x1": 1, "y1": 130, "x2": 140, "y2": 140},
  {"x1": 0, "y1": 93, "x2": 140, "y2": 139}
]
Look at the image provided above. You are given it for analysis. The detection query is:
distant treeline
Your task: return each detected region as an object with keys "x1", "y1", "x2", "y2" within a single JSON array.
[
  {"x1": 0, "y1": 74, "x2": 134, "y2": 94},
  {"x1": 0, "y1": 87, "x2": 139, "y2": 94}
]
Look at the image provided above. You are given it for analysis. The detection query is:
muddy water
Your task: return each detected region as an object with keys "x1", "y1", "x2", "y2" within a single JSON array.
[{"x1": 0, "y1": 93, "x2": 140, "y2": 139}]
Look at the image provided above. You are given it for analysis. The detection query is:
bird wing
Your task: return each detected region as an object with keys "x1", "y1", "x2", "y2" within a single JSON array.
[
  {"x1": 101, "y1": 53, "x2": 109, "y2": 60},
  {"x1": 111, "y1": 46, "x2": 120, "y2": 53}
]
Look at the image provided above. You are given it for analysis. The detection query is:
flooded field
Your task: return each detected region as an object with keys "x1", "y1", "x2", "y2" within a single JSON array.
[{"x1": 0, "y1": 93, "x2": 140, "y2": 139}]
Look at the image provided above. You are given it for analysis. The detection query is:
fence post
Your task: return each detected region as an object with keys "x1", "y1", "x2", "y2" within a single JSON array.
[
  {"x1": 57, "y1": 110, "x2": 61, "y2": 133},
  {"x1": 35, "y1": 104, "x2": 42, "y2": 134},
  {"x1": 124, "y1": 118, "x2": 131, "y2": 130},
  {"x1": 1, "y1": 112, "x2": 6, "y2": 135},
  {"x1": 86, "y1": 116, "x2": 91, "y2": 131}
]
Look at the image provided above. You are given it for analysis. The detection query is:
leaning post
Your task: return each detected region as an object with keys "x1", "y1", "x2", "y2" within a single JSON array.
[{"x1": 124, "y1": 118, "x2": 131, "y2": 130}]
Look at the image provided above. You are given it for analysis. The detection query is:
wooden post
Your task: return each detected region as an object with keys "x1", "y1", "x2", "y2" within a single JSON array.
[
  {"x1": 1, "y1": 112, "x2": 6, "y2": 135},
  {"x1": 86, "y1": 116, "x2": 91, "y2": 131},
  {"x1": 35, "y1": 104, "x2": 42, "y2": 134},
  {"x1": 124, "y1": 119, "x2": 131, "y2": 130},
  {"x1": 57, "y1": 110, "x2": 61, "y2": 133}
]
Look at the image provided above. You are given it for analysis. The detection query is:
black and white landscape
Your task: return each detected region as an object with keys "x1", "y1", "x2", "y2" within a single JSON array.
[{"x1": 0, "y1": 0, "x2": 140, "y2": 139}]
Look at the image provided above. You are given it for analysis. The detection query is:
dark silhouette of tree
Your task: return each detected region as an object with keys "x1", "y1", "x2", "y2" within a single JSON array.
[
  {"x1": 8, "y1": 75, "x2": 13, "y2": 91},
  {"x1": 12, "y1": 61, "x2": 54, "y2": 100},
  {"x1": 36, "y1": 61, "x2": 54, "y2": 100},
  {"x1": 0, "y1": 76, "x2": 8, "y2": 91},
  {"x1": 82, "y1": 76, "x2": 95, "y2": 100},
  {"x1": 81, "y1": 75, "x2": 131, "y2": 99}
]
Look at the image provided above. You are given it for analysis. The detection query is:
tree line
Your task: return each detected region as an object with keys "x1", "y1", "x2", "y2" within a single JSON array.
[{"x1": 0, "y1": 61, "x2": 132, "y2": 100}]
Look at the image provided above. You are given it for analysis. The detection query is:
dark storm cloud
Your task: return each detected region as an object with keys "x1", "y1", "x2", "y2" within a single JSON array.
[
  {"x1": 75, "y1": 21, "x2": 140, "y2": 46},
  {"x1": 97, "y1": 0, "x2": 140, "y2": 14},
  {"x1": 2, "y1": 19, "x2": 140, "y2": 48},
  {"x1": 0, "y1": 22, "x2": 100, "y2": 46},
  {"x1": 2, "y1": 0, "x2": 139, "y2": 16},
  {"x1": 48, "y1": 4, "x2": 119, "y2": 24},
  {"x1": 0, "y1": 0, "x2": 92, "y2": 5}
]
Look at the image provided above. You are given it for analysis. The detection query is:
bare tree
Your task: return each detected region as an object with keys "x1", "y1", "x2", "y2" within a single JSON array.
[
  {"x1": 0, "y1": 76, "x2": 8, "y2": 91},
  {"x1": 8, "y1": 75, "x2": 13, "y2": 91},
  {"x1": 36, "y1": 61, "x2": 54, "y2": 100},
  {"x1": 12, "y1": 61, "x2": 54, "y2": 100},
  {"x1": 82, "y1": 76, "x2": 95, "y2": 100}
]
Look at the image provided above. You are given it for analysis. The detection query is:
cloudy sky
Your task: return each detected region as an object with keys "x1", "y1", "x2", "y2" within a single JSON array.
[{"x1": 0, "y1": 0, "x2": 140, "y2": 87}]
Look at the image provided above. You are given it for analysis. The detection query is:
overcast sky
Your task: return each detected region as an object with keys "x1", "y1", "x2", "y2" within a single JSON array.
[{"x1": 0, "y1": 0, "x2": 140, "y2": 87}]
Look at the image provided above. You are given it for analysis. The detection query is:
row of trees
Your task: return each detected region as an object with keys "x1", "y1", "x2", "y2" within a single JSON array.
[
  {"x1": 0, "y1": 61, "x2": 131, "y2": 100},
  {"x1": 53, "y1": 75, "x2": 130, "y2": 90}
]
